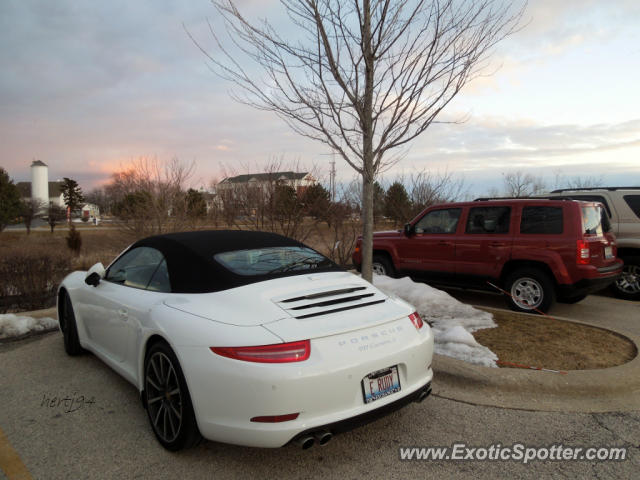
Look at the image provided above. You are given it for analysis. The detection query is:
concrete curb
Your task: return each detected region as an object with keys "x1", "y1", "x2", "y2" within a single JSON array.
[{"x1": 432, "y1": 306, "x2": 640, "y2": 413}]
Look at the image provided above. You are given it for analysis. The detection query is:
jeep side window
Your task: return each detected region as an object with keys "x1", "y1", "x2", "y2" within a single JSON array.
[
  {"x1": 520, "y1": 206, "x2": 563, "y2": 234},
  {"x1": 465, "y1": 206, "x2": 511, "y2": 234},
  {"x1": 623, "y1": 195, "x2": 640, "y2": 219},
  {"x1": 414, "y1": 208, "x2": 462, "y2": 234}
]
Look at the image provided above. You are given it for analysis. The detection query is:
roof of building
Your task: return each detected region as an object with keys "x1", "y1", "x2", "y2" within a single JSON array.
[
  {"x1": 219, "y1": 171, "x2": 309, "y2": 184},
  {"x1": 31, "y1": 160, "x2": 48, "y2": 167},
  {"x1": 15, "y1": 181, "x2": 64, "y2": 199}
]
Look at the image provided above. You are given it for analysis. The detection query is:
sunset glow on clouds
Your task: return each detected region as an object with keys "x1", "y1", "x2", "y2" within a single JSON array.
[{"x1": 1, "y1": 0, "x2": 638, "y2": 195}]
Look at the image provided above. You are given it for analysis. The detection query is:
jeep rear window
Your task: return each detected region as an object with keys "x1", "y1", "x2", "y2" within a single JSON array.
[
  {"x1": 520, "y1": 207, "x2": 563, "y2": 234},
  {"x1": 564, "y1": 195, "x2": 611, "y2": 217},
  {"x1": 465, "y1": 206, "x2": 511, "y2": 234},
  {"x1": 623, "y1": 195, "x2": 640, "y2": 219},
  {"x1": 581, "y1": 206, "x2": 604, "y2": 236}
]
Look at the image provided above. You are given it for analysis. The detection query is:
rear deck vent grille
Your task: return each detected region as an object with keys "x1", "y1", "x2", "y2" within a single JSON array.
[{"x1": 274, "y1": 284, "x2": 386, "y2": 319}]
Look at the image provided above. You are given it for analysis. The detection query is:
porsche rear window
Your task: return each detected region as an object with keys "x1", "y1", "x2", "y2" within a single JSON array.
[{"x1": 214, "y1": 246, "x2": 333, "y2": 276}]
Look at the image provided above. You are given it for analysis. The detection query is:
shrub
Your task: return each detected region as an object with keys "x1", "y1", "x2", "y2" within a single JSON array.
[
  {"x1": 66, "y1": 225, "x2": 82, "y2": 254},
  {"x1": 0, "y1": 247, "x2": 72, "y2": 312}
]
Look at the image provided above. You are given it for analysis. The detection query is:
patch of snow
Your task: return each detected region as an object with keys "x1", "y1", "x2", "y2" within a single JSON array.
[
  {"x1": 0, "y1": 314, "x2": 58, "y2": 339},
  {"x1": 373, "y1": 274, "x2": 498, "y2": 367}
]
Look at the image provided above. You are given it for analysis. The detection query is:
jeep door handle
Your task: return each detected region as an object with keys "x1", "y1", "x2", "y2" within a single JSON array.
[
  {"x1": 118, "y1": 309, "x2": 128, "y2": 319},
  {"x1": 438, "y1": 241, "x2": 453, "y2": 246},
  {"x1": 490, "y1": 242, "x2": 506, "y2": 247}
]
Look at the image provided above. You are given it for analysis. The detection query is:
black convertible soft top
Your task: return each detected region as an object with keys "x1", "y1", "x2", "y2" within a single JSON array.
[{"x1": 128, "y1": 230, "x2": 340, "y2": 293}]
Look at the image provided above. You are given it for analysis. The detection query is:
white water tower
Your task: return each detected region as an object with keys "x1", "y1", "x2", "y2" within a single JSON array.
[{"x1": 30, "y1": 160, "x2": 49, "y2": 207}]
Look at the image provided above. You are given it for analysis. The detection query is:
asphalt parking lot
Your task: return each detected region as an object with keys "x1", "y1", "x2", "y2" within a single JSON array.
[{"x1": 1, "y1": 296, "x2": 639, "y2": 479}]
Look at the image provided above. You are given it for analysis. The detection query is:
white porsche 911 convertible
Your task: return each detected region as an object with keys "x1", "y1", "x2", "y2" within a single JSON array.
[{"x1": 58, "y1": 230, "x2": 434, "y2": 451}]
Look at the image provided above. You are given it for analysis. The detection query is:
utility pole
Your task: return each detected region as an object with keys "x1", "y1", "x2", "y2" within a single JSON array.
[{"x1": 330, "y1": 156, "x2": 336, "y2": 202}]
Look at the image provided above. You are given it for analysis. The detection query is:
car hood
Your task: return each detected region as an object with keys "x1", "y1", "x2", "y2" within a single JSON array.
[{"x1": 163, "y1": 271, "x2": 414, "y2": 339}]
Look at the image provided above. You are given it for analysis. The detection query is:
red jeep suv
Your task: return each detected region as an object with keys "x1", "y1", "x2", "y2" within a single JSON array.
[{"x1": 353, "y1": 199, "x2": 623, "y2": 313}]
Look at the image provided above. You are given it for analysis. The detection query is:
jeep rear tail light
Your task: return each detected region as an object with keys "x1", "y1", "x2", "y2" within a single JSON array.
[{"x1": 577, "y1": 240, "x2": 590, "y2": 265}]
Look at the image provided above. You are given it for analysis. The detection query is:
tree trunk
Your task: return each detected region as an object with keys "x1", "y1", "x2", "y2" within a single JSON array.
[
  {"x1": 360, "y1": 0, "x2": 375, "y2": 283},
  {"x1": 361, "y1": 170, "x2": 374, "y2": 282}
]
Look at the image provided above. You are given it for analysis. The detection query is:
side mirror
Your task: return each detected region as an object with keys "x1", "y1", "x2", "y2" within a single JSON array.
[
  {"x1": 404, "y1": 223, "x2": 414, "y2": 236},
  {"x1": 84, "y1": 262, "x2": 105, "y2": 287}
]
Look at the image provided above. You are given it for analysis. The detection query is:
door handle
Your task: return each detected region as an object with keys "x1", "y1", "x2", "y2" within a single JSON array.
[
  {"x1": 490, "y1": 242, "x2": 506, "y2": 247},
  {"x1": 438, "y1": 241, "x2": 453, "y2": 246},
  {"x1": 118, "y1": 309, "x2": 129, "y2": 319}
]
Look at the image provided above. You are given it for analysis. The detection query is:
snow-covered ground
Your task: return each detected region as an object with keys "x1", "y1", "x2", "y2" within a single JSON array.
[
  {"x1": 0, "y1": 314, "x2": 58, "y2": 339},
  {"x1": 373, "y1": 274, "x2": 498, "y2": 367}
]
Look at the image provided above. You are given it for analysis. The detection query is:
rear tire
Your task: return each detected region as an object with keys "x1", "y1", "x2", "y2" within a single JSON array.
[
  {"x1": 144, "y1": 341, "x2": 202, "y2": 451},
  {"x1": 372, "y1": 254, "x2": 396, "y2": 278},
  {"x1": 504, "y1": 268, "x2": 555, "y2": 314},
  {"x1": 612, "y1": 256, "x2": 640, "y2": 301},
  {"x1": 60, "y1": 292, "x2": 85, "y2": 356}
]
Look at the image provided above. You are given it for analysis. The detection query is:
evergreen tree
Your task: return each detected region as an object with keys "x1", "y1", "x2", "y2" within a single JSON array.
[
  {"x1": 186, "y1": 189, "x2": 207, "y2": 219},
  {"x1": 0, "y1": 168, "x2": 22, "y2": 232},
  {"x1": 384, "y1": 182, "x2": 412, "y2": 226},
  {"x1": 61, "y1": 177, "x2": 84, "y2": 212},
  {"x1": 300, "y1": 183, "x2": 330, "y2": 219}
]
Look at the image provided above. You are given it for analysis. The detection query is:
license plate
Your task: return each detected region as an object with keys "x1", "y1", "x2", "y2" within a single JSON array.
[
  {"x1": 604, "y1": 246, "x2": 613, "y2": 259},
  {"x1": 362, "y1": 366, "x2": 401, "y2": 404}
]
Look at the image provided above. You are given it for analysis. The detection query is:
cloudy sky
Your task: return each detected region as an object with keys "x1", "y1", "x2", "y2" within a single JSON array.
[{"x1": 1, "y1": 0, "x2": 639, "y2": 196}]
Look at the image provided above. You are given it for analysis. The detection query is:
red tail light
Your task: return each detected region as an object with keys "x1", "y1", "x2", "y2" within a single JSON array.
[
  {"x1": 251, "y1": 413, "x2": 299, "y2": 423},
  {"x1": 577, "y1": 240, "x2": 590, "y2": 265},
  {"x1": 211, "y1": 340, "x2": 310, "y2": 363},
  {"x1": 409, "y1": 312, "x2": 424, "y2": 330}
]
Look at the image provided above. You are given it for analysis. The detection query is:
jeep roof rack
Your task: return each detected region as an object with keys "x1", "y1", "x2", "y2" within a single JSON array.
[
  {"x1": 550, "y1": 186, "x2": 640, "y2": 193},
  {"x1": 473, "y1": 196, "x2": 574, "y2": 202}
]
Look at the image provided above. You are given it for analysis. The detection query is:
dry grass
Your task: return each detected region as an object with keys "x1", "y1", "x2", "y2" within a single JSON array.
[
  {"x1": 473, "y1": 309, "x2": 637, "y2": 371},
  {"x1": 0, "y1": 220, "x2": 397, "y2": 312}
]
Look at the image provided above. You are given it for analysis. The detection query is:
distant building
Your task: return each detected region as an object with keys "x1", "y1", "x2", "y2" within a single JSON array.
[
  {"x1": 15, "y1": 160, "x2": 65, "y2": 209},
  {"x1": 217, "y1": 171, "x2": 316, "y2": 196},
  {"x1": 16, "y1": 160, "x2": 100, "y2": 220}
]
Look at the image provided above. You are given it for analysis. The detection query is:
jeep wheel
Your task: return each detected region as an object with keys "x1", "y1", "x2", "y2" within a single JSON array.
[
  {"x1": 372, "y1": 254, "x2": 395, "y2": 277},
  {"x1": 505, "y1": 268, "x2": 555, "y2": 314},
  {"x1": 612, "y1": 257, "x2": 640, "y2": 301}
]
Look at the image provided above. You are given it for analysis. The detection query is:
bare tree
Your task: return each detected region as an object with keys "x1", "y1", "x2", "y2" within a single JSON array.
[
  {"x1": 20, "y1": 199, "x2": 45, "y2": 234},
  {"x1": 46, "y1": 203, "x2": 66, "y2": 233},
  {"x1": 107, "y1": 157, "x2": 195, "y2": 239},
  {"x1": 216, "y1": 159, "x2": 320, "y2": 242},
  {"x1": 191, "y1": 0, "x2": 524, "y2": 281},
  {"x1": 408, "y1": 169, "x2": 466, "y2": 211},
  {"x1": 563, "y1": 175, "x2": 605, "y2": 190},
  {"x1": 502, "y1": 171, "x2": 546, "y2": 197}
]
